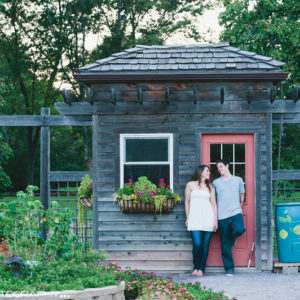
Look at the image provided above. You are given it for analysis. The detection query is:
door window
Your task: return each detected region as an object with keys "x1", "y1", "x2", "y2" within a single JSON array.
[{"x1": 210, "y1": 143, "x2": 245, "y2": 182}]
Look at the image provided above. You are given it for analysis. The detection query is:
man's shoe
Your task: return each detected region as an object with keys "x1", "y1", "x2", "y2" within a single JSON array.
[{"x1": 226, "y1": 269, "x2": 234, "y2": 276}]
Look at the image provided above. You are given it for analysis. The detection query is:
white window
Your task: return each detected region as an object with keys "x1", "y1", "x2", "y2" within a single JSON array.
[{"x1": 120, "y1": 133, "x2": 173, "y2": 189}]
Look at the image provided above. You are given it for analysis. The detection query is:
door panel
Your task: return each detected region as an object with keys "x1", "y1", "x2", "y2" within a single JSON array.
[{"x1": 202, "y1": 134, "x2": 255, "y2": 267}]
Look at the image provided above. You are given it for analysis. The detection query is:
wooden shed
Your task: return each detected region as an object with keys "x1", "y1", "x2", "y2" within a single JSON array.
[{"x1": 55, "y1": 42, "x2": 300, "y2": 272}]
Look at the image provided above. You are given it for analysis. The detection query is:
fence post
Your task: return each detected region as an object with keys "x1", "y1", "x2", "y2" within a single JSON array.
[
  {"x1": 40, "y1": 107, "x2": 50, "y2": 240},
  {"x1": 92, "y1": 114, "x2": 99, "y2": 250}
]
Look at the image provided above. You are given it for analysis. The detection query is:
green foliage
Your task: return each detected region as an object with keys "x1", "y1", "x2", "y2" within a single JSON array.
[
  {"x1": 219, "y1": 0, "x2": 300, "y2": 172},
  {"x1": 115, "y1": 177, "x2": 182, "y2": 212},
  {"x1": 77, "y1": 174, "x2": 93, "y2": 227},
  {"x1": 0, "y1": 133, "x2": 13, "y2": 193},
  {"x1": 88, "y1": 0, "x2": 212, "y2": 60},
  {"x1": 78, "y1": 175, "x2": 93, "y2": 198},
  {"x1": 219, "y1": 0, "x2": 300, "y2": 95},
  {"x1": 0, "y1": 258, "x2": 117, "y2": 292},
  {"x1": 105, "y1": 262, "x2": 228, "y2": 300},
  {"x1": 0, "y1": 184, "x2": 113, "y2": 293}
]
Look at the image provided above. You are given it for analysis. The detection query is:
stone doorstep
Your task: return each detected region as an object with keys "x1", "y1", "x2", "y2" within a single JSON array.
[{"x1": 0, "y1": 281, "x2": 125, "y2": 300}]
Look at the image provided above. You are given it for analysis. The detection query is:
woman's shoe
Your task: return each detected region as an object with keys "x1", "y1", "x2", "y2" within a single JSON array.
[
  {"x1": 196, "y1": 270, "x2": 203, "y2": 276},
  {"x1": 192, "y1": 269, "x2": 198, "y2": 276}
]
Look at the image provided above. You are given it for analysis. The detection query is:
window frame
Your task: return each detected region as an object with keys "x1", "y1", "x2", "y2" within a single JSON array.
[{"x1": 120, "y1": 133, "x2": 174, "y2": 189}]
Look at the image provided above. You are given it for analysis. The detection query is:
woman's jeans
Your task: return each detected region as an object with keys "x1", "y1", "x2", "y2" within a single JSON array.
[{"x1": 191, "y1": 231, "x2": 212, "y2": 271}]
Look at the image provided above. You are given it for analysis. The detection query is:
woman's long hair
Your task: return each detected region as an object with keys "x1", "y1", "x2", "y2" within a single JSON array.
[{"x1": 190, "y1": 165, "x2": 211, "y2": 191}]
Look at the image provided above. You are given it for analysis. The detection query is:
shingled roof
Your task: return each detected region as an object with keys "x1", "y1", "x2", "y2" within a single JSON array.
[{"x1": 79, "y1": 42, "x2": 285, "y2": 74}]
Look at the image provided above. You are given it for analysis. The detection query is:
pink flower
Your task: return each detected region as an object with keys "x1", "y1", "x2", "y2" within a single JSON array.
[
  {"x1": 160, "y1": 178, "x2": 164, "y2": 181},
  {"x1": 129, "y1": 179, "x2": 133, "y2": 182}
]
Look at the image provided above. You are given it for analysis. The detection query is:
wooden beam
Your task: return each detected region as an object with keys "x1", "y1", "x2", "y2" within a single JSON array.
[
  {"x1": 247, "y1": 86, "x2": 253, "y2": 104},
  {"x1": 272, "y1": 170, "x2": 300, "y2": 181},
  {"x1": 220, "y1": 87, "x2": 224, "y2": 104},
  {"x1": 272, "y1": 113, "x2": 300, "y2": 124},
  {"x1": 40, "y1": 108, "x2": 50, "y2": 240},
  {"x1": 92, "y1": 114, "x2": 99, "y2": 250},
  {"x1": 49, "y1": 171, "x2": 91, "y2": 182},
  {"x1": 0, "y1": 115, "x2": 92, "y2": 126},
  {"x1": 137, "y1": 87, "x2": 143, "y2": 105},
  {"x1": 54, "y1": 100, "x2": 300, "y2": 115}
]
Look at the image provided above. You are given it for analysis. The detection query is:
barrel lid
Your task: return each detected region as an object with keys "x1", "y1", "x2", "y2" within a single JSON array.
[{"x1": 276, "y1": 202, "x2": 300, "y2": 207}]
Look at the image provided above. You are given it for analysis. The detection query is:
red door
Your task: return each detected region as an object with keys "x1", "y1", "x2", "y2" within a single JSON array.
[{"x1": 202, "y1": 134, "x2": 255, "y2": 267}]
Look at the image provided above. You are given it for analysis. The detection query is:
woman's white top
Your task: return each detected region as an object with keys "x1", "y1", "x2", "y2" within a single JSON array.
[{"x1": 187, "y1": 189, "x2": 215, "y2": 232}]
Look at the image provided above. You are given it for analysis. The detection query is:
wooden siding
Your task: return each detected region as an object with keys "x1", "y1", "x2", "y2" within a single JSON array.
[{"x1": 96, "y1": 108, "x2": 270, "y2": 272}]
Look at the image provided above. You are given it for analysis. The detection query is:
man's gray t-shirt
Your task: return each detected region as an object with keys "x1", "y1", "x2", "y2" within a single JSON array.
[{"x1": 213, "y1": 176, "x2": 245, "y2": 220}]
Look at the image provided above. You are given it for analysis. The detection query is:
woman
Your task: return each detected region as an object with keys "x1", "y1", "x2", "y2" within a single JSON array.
[{"x1": 185, "y1": 165, "x2": 218, "y2": 276}]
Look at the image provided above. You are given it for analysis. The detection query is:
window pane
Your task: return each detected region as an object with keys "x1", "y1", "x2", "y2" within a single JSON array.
[
  {"x1": 223, "y1": 144, "x2": 233, "y2": 162},
  {"x1": 126, "y1": 139, "x2": 168, "y2": 162},
  {"x1": 235, "y1": 144, "x2": 245, "y2": 163},
  {"x1": 210, "y1": 164, "x2": 219, "y2": 181},
  {"x1": 124, "y1": 165, "x2": 169, "y2": 186},
  {"x1": 235, "y1": 164, "x2": 245, "y2": 181},
  {"x1": 210, "y1": 144, "x2": 221, "y2": 162}
]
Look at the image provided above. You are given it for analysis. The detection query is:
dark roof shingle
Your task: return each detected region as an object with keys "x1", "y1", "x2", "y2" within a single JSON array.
[{"x1": 79, "y1": 42, "x2": 285, "y2": 74}]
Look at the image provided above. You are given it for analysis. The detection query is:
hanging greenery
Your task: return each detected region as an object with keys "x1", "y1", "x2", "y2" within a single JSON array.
[{"x1": 77, "y1": 175, "x2": 93, "y2": 227}]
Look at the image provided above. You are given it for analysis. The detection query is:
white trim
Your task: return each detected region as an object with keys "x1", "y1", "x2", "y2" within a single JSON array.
[{"x1": 120, "y1": 133, "x2": 174, "y2": 189}]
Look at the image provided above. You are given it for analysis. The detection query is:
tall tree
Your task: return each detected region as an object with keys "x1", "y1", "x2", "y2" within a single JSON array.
[
  {"x1": 219, "y1": 0, "x2": 300, "y2": 170},
  {"x1": 90, "y1": 0, "x2": 212, "y2": 59},
  {"x1": 219, "y1": 0, "x2": 300, "y2": 95}
]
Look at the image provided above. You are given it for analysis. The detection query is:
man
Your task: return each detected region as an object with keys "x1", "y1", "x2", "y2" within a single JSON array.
[{"x1": 213, "y1": 159, "x2": 246, "y2": 276}]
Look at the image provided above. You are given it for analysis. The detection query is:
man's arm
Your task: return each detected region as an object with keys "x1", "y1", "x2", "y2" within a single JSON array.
[{"x1": 240, "y1": 193, "x2": 245, "y2": 208}]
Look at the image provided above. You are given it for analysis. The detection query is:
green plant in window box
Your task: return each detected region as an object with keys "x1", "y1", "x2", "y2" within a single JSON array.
[
  {"x1": 114, "y1": 176, "x2": 181, "y2": 213},
  {"x1": 77, "y1": 175, "x2": 93, "y2": 227}
]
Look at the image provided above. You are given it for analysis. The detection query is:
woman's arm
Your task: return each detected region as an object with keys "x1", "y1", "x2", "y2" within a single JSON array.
[
  {"x1": 184, "y1": 182, "x2": 191, "y2": 227},
  {"x1": 210, "y1": 185, "x2": 218, "y2": 231}
]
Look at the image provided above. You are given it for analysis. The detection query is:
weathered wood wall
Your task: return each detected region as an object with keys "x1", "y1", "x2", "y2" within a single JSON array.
[{"x1": 93, "y1": 80, "x2": 273, "y2": 272}]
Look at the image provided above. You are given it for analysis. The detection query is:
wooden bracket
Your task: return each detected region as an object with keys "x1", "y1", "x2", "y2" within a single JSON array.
[
  {"x1": 137, "y1": 87, "x2": 143, "y2": 105},
  {"x1": 292, "y1": 86, "x2": 300, "y2": 103},
  {"x1": 270, "y1": 86, "x2": 276, "y2": 103},
  {"x1": 165, "y1": 87, "x2": 170, "y2": 104},
  {"x1": 220, "y1": 87, "x2": 224, "y2": 104},
  {"x1": 247, "y1": 86, "x2": 253, "y2": 104},
  {"x1": 193, "y1": 88, "x2": 198, "y2": 104},
  {"x1": 61, "y1": 89, "x2": 79, "y2": 105},
  {"x1": 86, "y1": 88, "x2": 94, "y2": 105},
  {"x1": 111, "y1": 88, "x2": 117, "y2": 105}
]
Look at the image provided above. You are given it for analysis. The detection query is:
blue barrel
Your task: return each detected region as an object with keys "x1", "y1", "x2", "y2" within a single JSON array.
[{"x1": 276, "y1": 202, "x2": 300, "y2": 263}]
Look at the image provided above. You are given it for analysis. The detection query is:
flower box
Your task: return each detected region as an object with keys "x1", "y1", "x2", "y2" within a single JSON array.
[{"x1": 118, "y1": 198, "x2": 175, "y2": 214}]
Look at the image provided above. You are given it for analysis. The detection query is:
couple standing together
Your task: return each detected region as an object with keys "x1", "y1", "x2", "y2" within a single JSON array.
[{"x1": 185, "y1": 159, "x2": 246, "y2": 276}]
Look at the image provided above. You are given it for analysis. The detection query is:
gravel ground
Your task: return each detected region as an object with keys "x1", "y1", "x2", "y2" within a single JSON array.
[{"x1": 164, "y1": 270, "x2": 300, "y2": 300}]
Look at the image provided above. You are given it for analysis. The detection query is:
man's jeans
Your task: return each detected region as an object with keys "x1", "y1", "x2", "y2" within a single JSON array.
[
  {"x1": 218, "y1": 213, "x2": 246, "y2": 271},
  {"x1": 191, "y1": 231, "x2": 212, "y2": 272}
]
